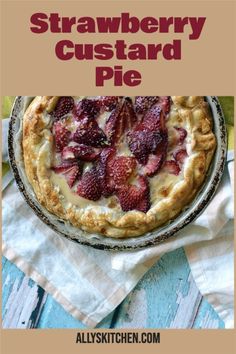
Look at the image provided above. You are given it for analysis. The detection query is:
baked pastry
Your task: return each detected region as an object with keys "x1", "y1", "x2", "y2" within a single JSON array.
[{"x1": 22, "y1": 96, "x2": 216, "y2": 238}]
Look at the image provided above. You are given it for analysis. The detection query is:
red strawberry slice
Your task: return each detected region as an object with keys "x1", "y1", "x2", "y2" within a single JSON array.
[
  {"x1": 173, "y1": 149, "x2": 188, "y2": 164},
  {"x1": 124, "y1": 98, "x2": 137, "y2": 130},
  {"x1": 141, "y1": 133, "x2": 168, "y2": 176},
  {"x1": 62, "y1": 144, "x2": 100, "y2": 162},
  {"x1": 63, "y1": 165, "x2": 81, "y2": 188},
  {"x1": 127, "y1": 130, "x2": 163, "y2": 165},
  {"x1": 143, "y1": 151, "x2": 165, "y2": 177},
  {"x1": 53, "y1": 121, "x2": 71, "y2": 152},
  {"x1": 174, "y1": 127, "x2": 187, "y2": 144},
  {"x1": 135, "y1": 96, "x2": 159, "y2": 114},
  {"x1": 127, "y1": 102, "x2": 168, "y2": 172},
  {"x1": 52, "y1": 161, "x2": 76, "y2": 173},
  {"x1": 96, "y1": 148, "x2": 116, "y2": 197},
  {"x1": 97, "y1": 96, "x2": 119, "y2": 111},
  {"x1": 72, "y1": 118, "x2": 107, "y2": 147},
  {"x1": 116, "y1": 185, "x2": 141, "y2": 211},
  {"x1": 135, "y1": 195, "x2": 150, "y2": 213},
  {"x1": 77, "y1": 168, "x2": 101, "y2": 201},
  {"x1": 109, "y1": 156, "x2": 137, "y2": 186},
  {"x1": 116, "y1": 176, "x2": 150, "y2": 212},
  {"x1": 73, "y1": 98, "x2": 100, "y2": 119},
  {"x1": 53, "y1": 161, "x2": 82, "y2": 188},
  {"x1": 105, "y1": 100, "x2": 137, "y2": 146},
  {"x1": 159, "y1": 96, "x2": 171, "y2": 116},
  {"x1": 51, "y1": 97, "x2": 74, "y2": 120},
  {"x1": 143, "y1": 105, "x2": 166, "y2": 132},
  {"x1": 105, "y1": 102, "x2": 125, "y2": 145},
  {"x1": 163, "y1": 160, "x2": 181, "y2": 175}
]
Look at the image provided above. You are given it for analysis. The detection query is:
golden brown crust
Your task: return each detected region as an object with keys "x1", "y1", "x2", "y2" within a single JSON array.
[{"x1": 22, "y1": 96, "x2": 216, "y2": 238}]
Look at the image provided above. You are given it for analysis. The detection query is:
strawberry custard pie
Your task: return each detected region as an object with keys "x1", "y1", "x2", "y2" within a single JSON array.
[{"x1": 22, "y1": 96, "x2": 216, "y2": 238}]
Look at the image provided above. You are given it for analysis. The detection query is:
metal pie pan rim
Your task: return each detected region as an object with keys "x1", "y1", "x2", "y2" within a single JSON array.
[{"x1": 8, "y1": 96, "x2": 227, "y2": 251}]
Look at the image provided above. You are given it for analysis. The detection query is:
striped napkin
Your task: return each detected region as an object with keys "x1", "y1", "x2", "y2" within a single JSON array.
[{"x1": 2, "y1": 98, "x2": 234, "y2": 328}]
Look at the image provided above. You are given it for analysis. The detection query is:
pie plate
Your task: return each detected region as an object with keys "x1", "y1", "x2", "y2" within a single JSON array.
[{"x1": 8, "y1": 96, "x2": 227, "y2": 251}]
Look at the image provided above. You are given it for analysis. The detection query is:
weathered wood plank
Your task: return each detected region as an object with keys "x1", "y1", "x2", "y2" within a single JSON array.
[
  {"x1": 36, "y1": 295, "x2": 87, "y2": 329},
  {"x1": 193, "y1": 299, "x2": 225, "y2": 329},
  {"x1": 2, "y1": 256, "x2": 7, "y2": 268},
  {"x1": 111, "y1": 248, "x2": 224, "y2": 329},
  {"x1": 2, "y1": 259, "x2": 28, "y2": 323},
  {"x1": 2, "y1": 260, "x2": 48, "y2": 328},
  {"x1": 37, "y1": 295, "x2": 117, "y2": 329},
  {"x1": 169, "y1": 273, "x2": 202, "y2": 328},
  {"x1": 2, "y1": 257, "x2": 114, "y2": 329}
]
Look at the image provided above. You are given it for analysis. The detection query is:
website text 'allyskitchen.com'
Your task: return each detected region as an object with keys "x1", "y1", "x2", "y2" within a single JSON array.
[{"x1": 76, "y1": 332, "x2": 160, "y2": 344}]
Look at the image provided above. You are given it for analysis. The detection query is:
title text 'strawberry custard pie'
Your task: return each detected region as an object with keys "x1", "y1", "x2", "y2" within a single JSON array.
[{"x1": 23, "y1": 96, "x2": 216, "y2": 238}]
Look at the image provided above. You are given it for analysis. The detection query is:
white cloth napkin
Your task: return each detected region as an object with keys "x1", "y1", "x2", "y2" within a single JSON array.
[
  {"x1": 185, "y1": 151, "x2": 234, "y2": 328},
  {"x1": 2, "y1": 119, "x2": 234, "y2": 328}
]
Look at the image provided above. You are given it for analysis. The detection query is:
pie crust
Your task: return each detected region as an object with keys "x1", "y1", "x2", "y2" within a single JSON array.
[{"x1": 22, "y1": 96, "x2": 216, "y2": 238}]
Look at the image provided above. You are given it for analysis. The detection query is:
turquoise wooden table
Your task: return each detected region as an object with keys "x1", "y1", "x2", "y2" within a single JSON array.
[{"x1": 2, "y1": 247, "x2": 224, "y2": 329}]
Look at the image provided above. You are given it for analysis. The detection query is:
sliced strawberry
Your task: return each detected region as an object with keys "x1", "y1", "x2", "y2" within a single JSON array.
[
  {"x1": 73, "y1": 98, "x2": 100, "y2": 119},
  {"x1": 143, "y1": 151, "x2": 165, "y2": 177},
  {"x1": 109, "y1": 156, "x2": 137, "y2": 186},
  {"x1": 51, "y1": 97, "x2": 74, "y2": 120},
  {"x1": 62, "y1": 144, "x2": 100, "y2": 162},
  {"x1": 135, "y1": 96, "x2": 159, "y2": 114},
  {"x1": 116, "y1": 176, "x2": 150, "y2": 212},
  {"x1": 135, "y1": 195, "x2": 150, "y2": 213},
  {"x1": 174, "y1": 127, "x2": 187, "y2": 144},
  {"x1": 77, "y1": 168, "x2": 101, "y2": 201},
  {"x1": 163, "y1": 160, "x2": 181, "y2": 175},
  {"x1": 127, "y1": 130, "x2": 163, "y2": 165},
  {"x1": 64, "y1": 165, "x2": 81, "y2": 188},
  {"x1": 72, "y1": 118, "x2": 107, "y2": 147},
  {"x1": 105, "y1": 102, "x2": 125, "y2": 145},
  {"x1": 105, "y1": 99, "x2": 137, "y2": 145},
  {"x1": 159, "y1": 96, "x2": 171, "y2": 116},
  {"x1": 97, "y1": 96, "x2": 119, "y2": 111},
  {"x1": 53, "y1": 121, "x2": 71, "y2": 152},
  {"x1": 52, "y1": 161, "x2": 75, "y2": 173},
  {"x1": 124, "y1": 98, "x2": 137, "y2": 130},
  {"x1": 139, "y1": 132, "x2": 168, "y2": 176},
  {"x1": 128, "y1": 100, "x2": 168, "y2": 170},
  {"x1": 173, "y1": 149, "x2": 188, "y2": 164},
  {"x1": 116, "y1": 185, "x2": 142, "y2": 212},
  {"x1": 96, "y1": 148, "x2": 116, "y2": 197},
  {"x1": 53, "y1": 161, "x2": 82, "y2": 188},
  {"x1": 143, "y1": 105, "x2": 166, "y2": 132}
]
